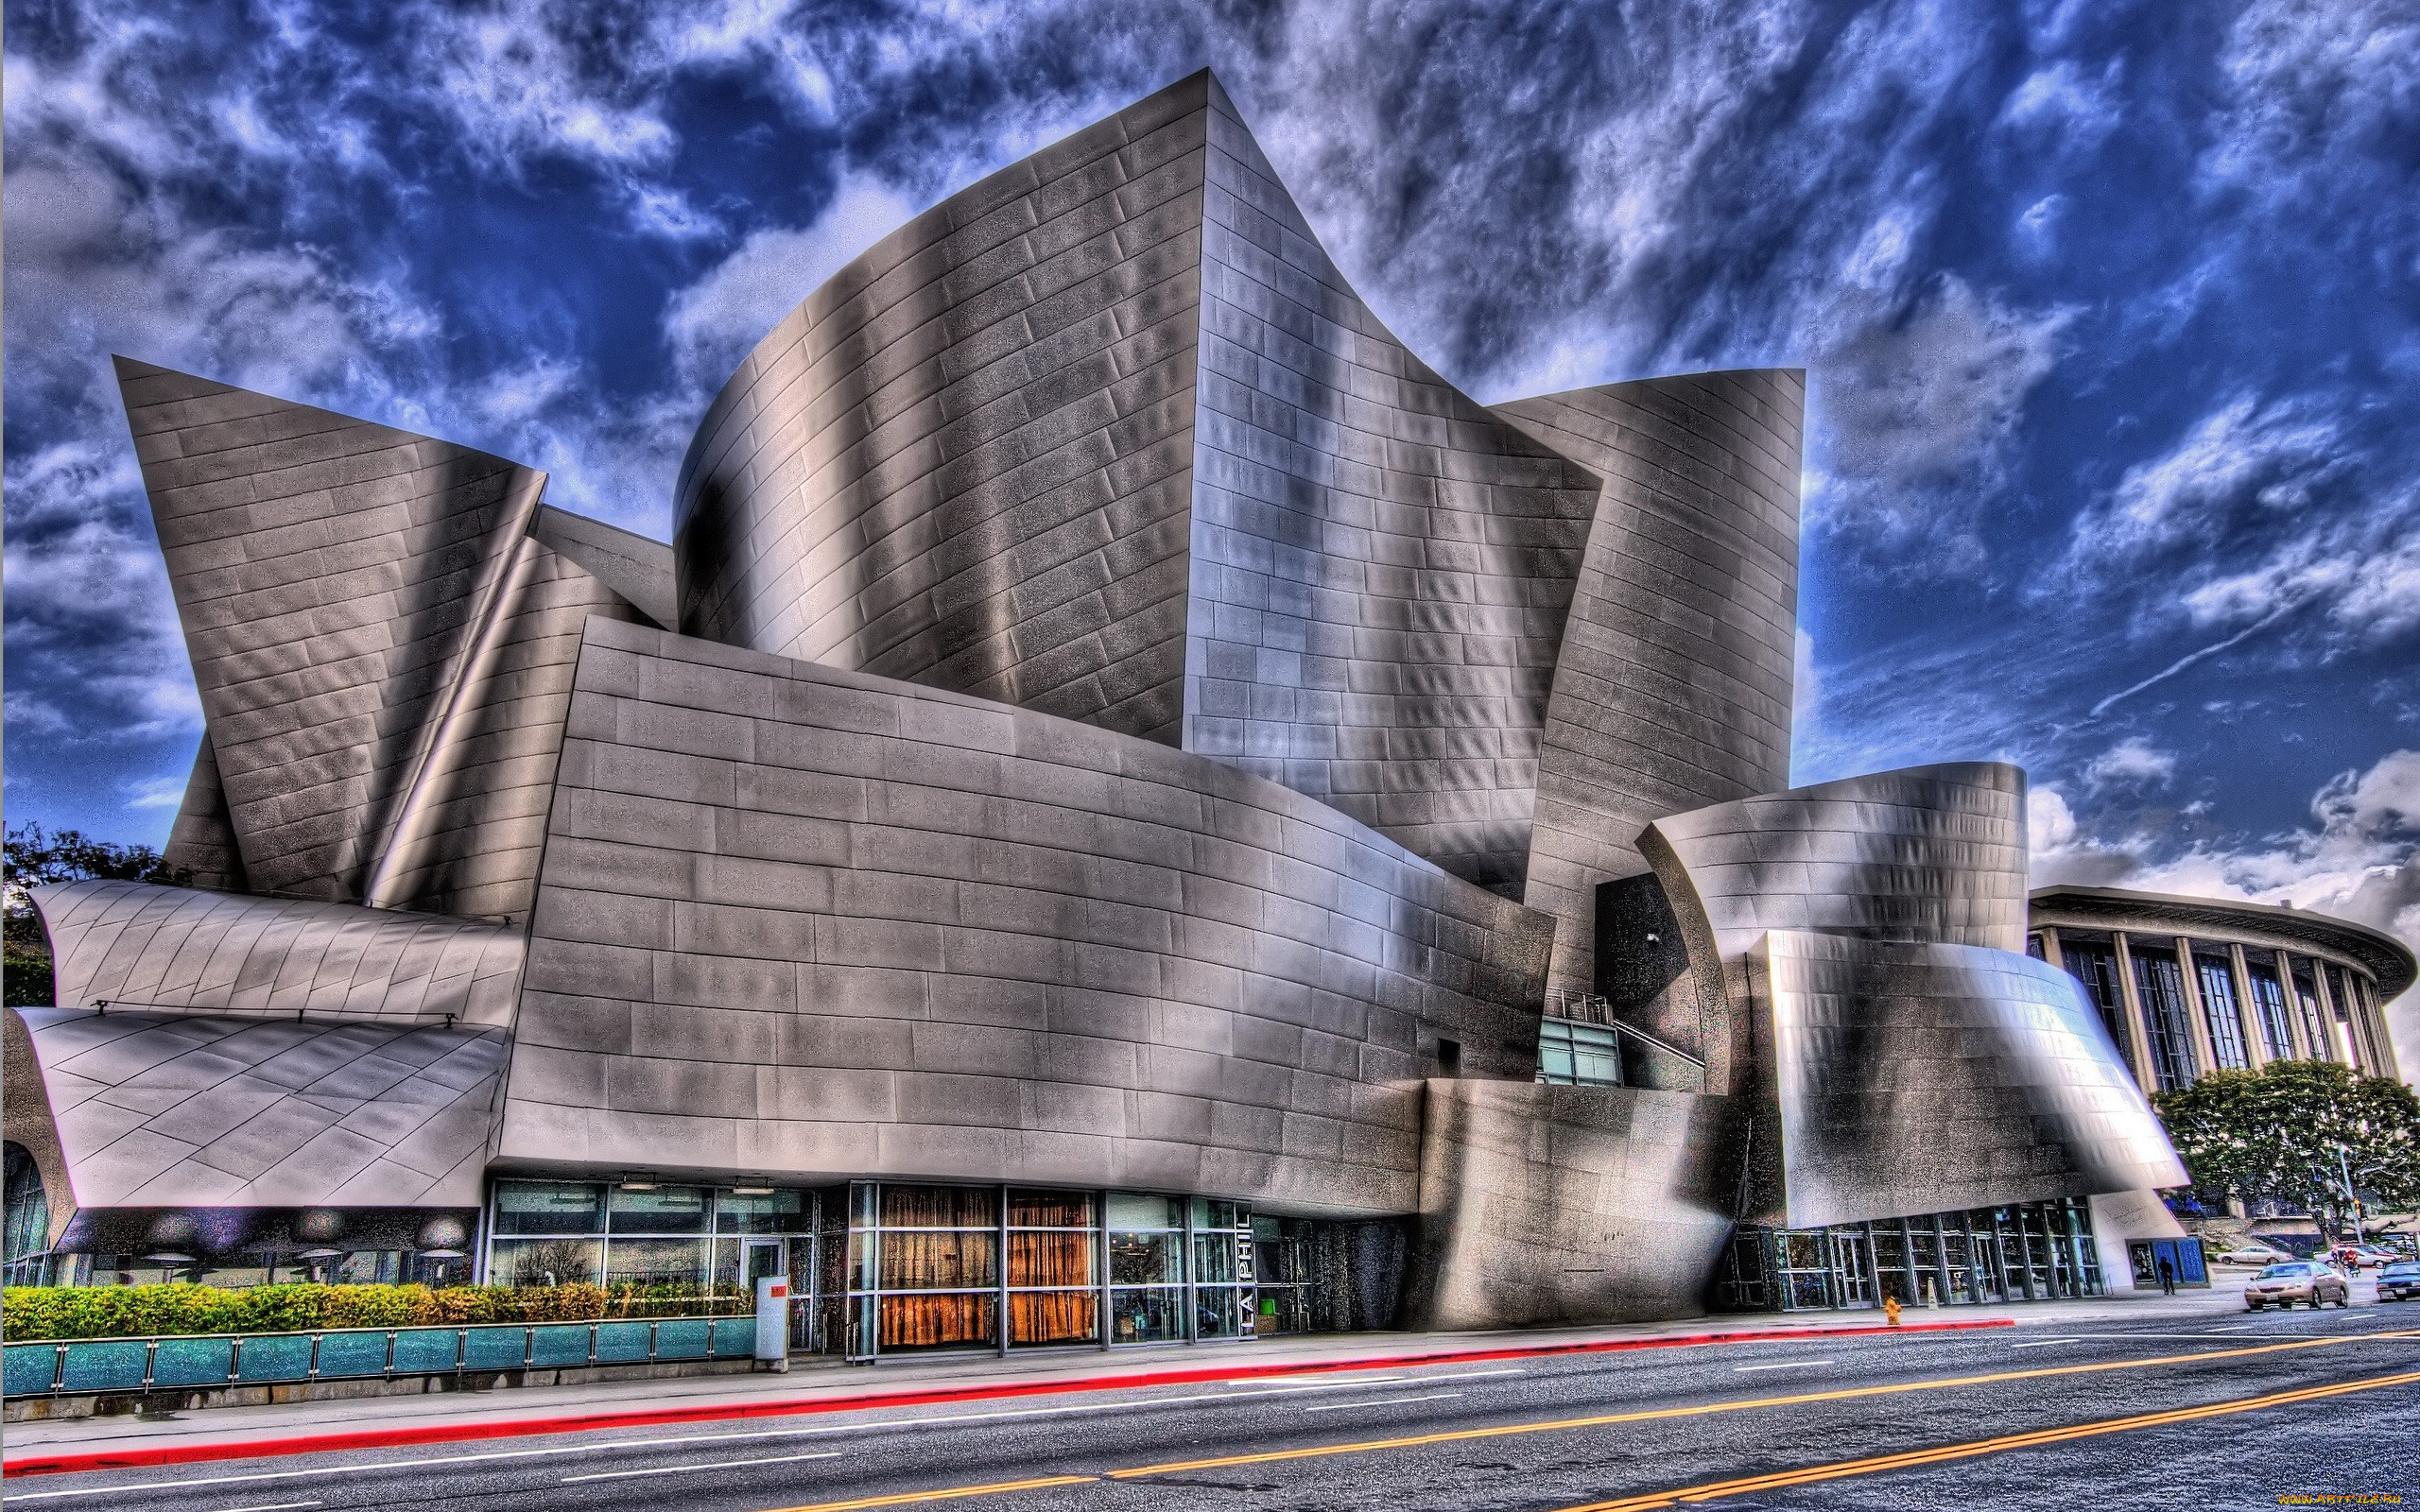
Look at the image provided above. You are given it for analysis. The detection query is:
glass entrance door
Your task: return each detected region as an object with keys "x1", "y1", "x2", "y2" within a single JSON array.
[{"x1": 746, "y1": 1239, "x2": 785, "y2": 1285}]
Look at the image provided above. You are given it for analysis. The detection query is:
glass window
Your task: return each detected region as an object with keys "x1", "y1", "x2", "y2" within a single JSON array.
[
  {"x1": 1192, "y1": 1197, "x2": 1241, "y2": 1231},
  {"x1": 1109, "y1": 1287, "x2": 1185, "y2": 1343},
  {"x1": 1010, "y1": 1190, "x2": 1095, "y2": 1228},
  {"x1": 490, "y1": 1236, "x2": 602, "y2": 1286},
  {"x1": 1110, "y1": 1230, "x2": 1183, "y2": 1286},
  {"x1": 1010, "y1": 1228, "x2": 1094, "y2": 1289},
  {"x1": 880, "y1": 1292, "x2": 995, "y2": 1349},
  {"x1": 1106, "y1": 1193, "x2": 1183, "y2": 1230},
  {"x1": 2196, "y1": 956, "x2": 2248, "y2": 1071},
  {"x1": 1536, "y1": 1018, "x2": 1620, "y2": 1086},
  {"x1": 606, "y1": 1236, "x2": 711, "y2": 1287},
  {"x1": 2246, "y1": 963, "x2": 2294, "y2": 1061},
  {"x1": 1011, "y1": 1290, "x2": 1098, "y2": 1346},
  {"x1": 716, "y1": 1188, "x2": 805, "y2": 1234},
  {"x1": 1192, "y1": 1232, "x2": 1239, "y2": 1284},
  {"x1": 493, "y1": 1180, "x2": 605, "y2": 1235},
  {"x1": 882, "y1": 1185, "x2": 995, "y2": 1228},
  {"x1": 2132, "y1": 952, "x2": 2197, "y2": 1090},
  {"x1": 880, "y1": 1229, "x2": 998, "y2": 1290},
  {"x1": 2058, "y1": 941, "x2": 2134, "y2": 1063},
  {"x1": 610, "y1": 1185, "x2": 709, "y2": 1233}
]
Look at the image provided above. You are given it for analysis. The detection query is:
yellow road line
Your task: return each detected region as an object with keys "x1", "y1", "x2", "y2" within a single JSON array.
[
  {"x1": 1105, "y1": 1329, "x2": 2420, "y2": 1479},
  {"x1": 761, "y1": 1473, "x2": 1098, "y2": 1511},
  {"x1": 1556, "y1": 1368, "x2": 2420, "y2": 1510}
]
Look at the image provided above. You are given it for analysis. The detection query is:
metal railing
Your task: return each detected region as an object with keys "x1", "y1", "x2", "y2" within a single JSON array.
[
  {"x1": 1544, "y1": 989, "x2": 1707, "y2": 1072},
  {"x1": 3, "y1": 1314, "x2": 758, "y2": 1399}
]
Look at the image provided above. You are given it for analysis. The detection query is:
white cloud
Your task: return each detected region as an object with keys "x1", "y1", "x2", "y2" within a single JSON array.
[
  {"x1": 125, "y1": 776, "x2": 188, "y2": 811},
  {"x1": 2084, "y1": 736, "x2": 2176, "y2": 792},
  {"x1": 660, "y1": 175, "x2": 920, "y2": 391}
]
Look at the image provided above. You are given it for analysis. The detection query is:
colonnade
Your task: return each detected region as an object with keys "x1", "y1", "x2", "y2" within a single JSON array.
[{"x1": 2032, "y1": 927, "x2": 2401, "y2": 1091}]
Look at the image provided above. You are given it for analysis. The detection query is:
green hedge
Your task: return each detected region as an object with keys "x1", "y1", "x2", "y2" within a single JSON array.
[{"x1": 2, "y1": 1282, "x2": 749, "y2": 1342}]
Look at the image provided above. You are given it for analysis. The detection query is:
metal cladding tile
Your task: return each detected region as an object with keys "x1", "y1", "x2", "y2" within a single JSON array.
[
  {"x1": 512, "y1": 619, "x2": 1548, "y2": 1203},
  {"x1": 1755, "y1": 931, "x2": 2186, "y2": 1229}
]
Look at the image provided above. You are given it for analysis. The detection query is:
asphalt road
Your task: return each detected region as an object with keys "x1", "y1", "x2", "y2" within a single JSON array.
[{"x1": 11, "y1": 1302, "x2": 2417, "y2": 1512}]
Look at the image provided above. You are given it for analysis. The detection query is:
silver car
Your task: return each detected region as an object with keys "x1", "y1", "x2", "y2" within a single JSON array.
[{"x1": 2245, "y1": 1261, "x2": 2350, "y2": 1310}]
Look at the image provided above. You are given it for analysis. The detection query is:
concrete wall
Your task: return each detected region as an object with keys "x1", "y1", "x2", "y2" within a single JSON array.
[{"x1": 502, "y1": 617, "x2": 1554, "y2": 1214}]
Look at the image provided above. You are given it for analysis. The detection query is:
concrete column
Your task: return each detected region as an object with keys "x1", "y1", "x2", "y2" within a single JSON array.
[
  {"x1": 2275, "y1": 950, "x2": 2314, "y2": 1060},
  {"x1": 2036, "y1": 927, "x2": 2066, "y2": 971},
  {"x1": 2229, "y1": 943, "x2": 2268, "y2": 1069},
  {"x1": 2112, "y1": 933, "x2": 2158, "y2": 1091},
  {"x1": 2175, "y1": 936, "x2": 2219, "y2": 1078}
]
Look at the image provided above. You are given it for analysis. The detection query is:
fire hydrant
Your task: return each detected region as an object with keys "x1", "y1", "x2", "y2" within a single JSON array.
[{"x1": 1884, "y1": 1296, "x2": 1902, "y2": 1327}]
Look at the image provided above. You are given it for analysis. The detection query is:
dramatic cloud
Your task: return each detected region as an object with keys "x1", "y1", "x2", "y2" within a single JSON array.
[{"x1": 5, "y1": 0, "x2": 2415, "y2": 1053}]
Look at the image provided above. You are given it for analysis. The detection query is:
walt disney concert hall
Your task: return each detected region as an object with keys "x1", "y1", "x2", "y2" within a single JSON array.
[{"x1": 5, "y1": 71, "x2": 2189, "y2": 1354}]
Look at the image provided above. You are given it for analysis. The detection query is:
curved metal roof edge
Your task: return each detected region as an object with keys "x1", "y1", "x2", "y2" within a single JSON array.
[{"x1": 2027, "y1": 883, "x2": 2415, "y2": 1000}]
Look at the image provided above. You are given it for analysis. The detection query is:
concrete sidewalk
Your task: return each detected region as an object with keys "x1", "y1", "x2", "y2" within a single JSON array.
[{"x1": 2, "y1": 1285, "x2": 2256, "y2": 1471}]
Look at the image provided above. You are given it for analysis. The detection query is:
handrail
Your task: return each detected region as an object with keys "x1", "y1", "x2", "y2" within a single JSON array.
[
  {"x1": 1543, "y1": 992, "x2": 1707, "y2": 1073},
  {"x1": 1, "y1": 1314, "x2": 755, "y2": 1398}
]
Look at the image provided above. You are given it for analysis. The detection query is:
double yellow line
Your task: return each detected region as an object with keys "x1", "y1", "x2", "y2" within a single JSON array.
[
  {"x1": 1557, "y1": 1367, "x2": 2420, "y2": 1511},
  {"x1": 764, "y1": 1330, "x2": 2420, "y2": 1512}
]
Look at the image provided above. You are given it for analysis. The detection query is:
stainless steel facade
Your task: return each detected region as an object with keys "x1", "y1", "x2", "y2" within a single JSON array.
[{"x1": 13, "y1": 70, "x2": 2197, "y2": 1330}]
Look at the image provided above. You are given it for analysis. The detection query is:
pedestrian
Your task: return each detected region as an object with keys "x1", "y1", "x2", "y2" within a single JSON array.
[{"x1": 2157, "y1": 1257, "x2": 2176, "y2": 1296}]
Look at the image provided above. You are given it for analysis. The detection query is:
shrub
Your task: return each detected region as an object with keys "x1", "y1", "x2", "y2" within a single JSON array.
[{"x1": 1, "y1": 1281, "x2": 747, "y2": 1341}]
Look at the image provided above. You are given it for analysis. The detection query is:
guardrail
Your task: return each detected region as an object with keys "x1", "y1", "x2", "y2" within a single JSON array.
[{"x1": 2, "y1": 1315, "x2": 759, "y2": 1399}]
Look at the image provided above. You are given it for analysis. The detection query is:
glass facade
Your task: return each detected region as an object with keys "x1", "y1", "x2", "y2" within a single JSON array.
[
  {"x1": 2290, "y1": 960, "x2": 2332, "y2": 1062},
  {"x1": 3, "y1": 1143, "x2": 52, "y2": 1288},
  {"x1": 1536, "y1": 1017, "x2": 1621, "y2": 1086},
  {"x1": 831, "y1": 1182, "x2": 1260, "y2": 1359},
  {"x1": 2195, "y1": 954, "x2": 2249, "y2": 1071},
  {"x1": 2131, "y1": 950, "x2": 2198, "y2": 1090},
  {"x1": 2057, "y1": 941, "x2": 2132, "y2": 1063},
  {"x1": 2245, "y1": 957, "x2": 2294, "y2": 1061},
  {"x1": 1721, "y1": 1199, "x2": 2102, "y2": 1311},
  {"x1": 484, "y1": 1180, "x2": 812, "y2": 1301}
]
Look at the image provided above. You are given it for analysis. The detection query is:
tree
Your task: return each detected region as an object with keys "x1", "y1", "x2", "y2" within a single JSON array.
[
  {"x1": 2152, "y1": 1059, "x2": 2420, "y2": 1231},
  {"x1": 2, "y1": 824, "x2": 190, "y2": 1007}
]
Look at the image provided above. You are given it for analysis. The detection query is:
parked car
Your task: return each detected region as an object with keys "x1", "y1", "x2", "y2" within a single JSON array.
[
  {"x1": 2377, "y1": 1261, "x2": 2420, "y2": 1302},
  {"x1": 2331, "y1": 1244, "x2": 2400, "y2": 1272},
  {"x1": 2246, "y1": 1261, "x2": 2351, "y2": 1310},
  {"x1": 2214, "y1": 1243, "x2": 2295, "y2": 1266}
]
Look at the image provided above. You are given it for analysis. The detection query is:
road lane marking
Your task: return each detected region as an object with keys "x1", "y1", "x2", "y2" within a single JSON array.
[
  {"x1": 209, "y1": 1503, "x2": 321, "y2": 1512},
  {"x1": 2007, "y1": 1339, "x2": 2082, "y2": 1349},
  {"x1": 758, "y1": 1474, "x2": 1098, "y2": 1511},
  {"x1": 1, "y1": 1370, "x2": 1494, "y2": 1501},
  {"x1": 565, "y1": 1451, "x2": 844, "y2": 1484},
  {"x1": 1303, "y1": 1393, "x2": 1462, "y2": 1413},
  {"x1": 1103, "y1": 1328, "x2": 2420, "y2": 1480},
  {"x1": 1732, "y1": 1361, "x2": 1832, "y2": 1371},
  {"x1": 1550, "y1": 1367, "x2": 2420, "y2": 1511}
]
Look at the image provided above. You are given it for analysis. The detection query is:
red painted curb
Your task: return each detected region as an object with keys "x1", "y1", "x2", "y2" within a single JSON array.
[{"x1": 2, "y1": 1317, "x2": 2013, "y2": 1479}]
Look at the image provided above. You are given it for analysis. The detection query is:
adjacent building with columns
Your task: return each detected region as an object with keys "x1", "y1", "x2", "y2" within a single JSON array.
[{"x1": 2028, "y1": 886, "x2": 2411, "y2": 1094}]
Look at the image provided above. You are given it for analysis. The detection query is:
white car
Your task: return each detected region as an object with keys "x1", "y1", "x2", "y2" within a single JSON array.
[{"x1": 2214, "y1": 1244, "x2": 2295, "y2": 1266}]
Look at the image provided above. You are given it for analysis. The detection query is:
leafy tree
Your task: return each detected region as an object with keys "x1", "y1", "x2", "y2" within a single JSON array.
[
  {"x1": 2, "y1": 823, "x2": 190, "y2": 1007},
  {"x1": 2152, "y1": 1059, "x2": 2420, "y2": 1232}
]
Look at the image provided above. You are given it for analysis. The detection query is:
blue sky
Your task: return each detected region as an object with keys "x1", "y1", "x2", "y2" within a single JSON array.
[{"x1": 6, "y1": 0, "x2": 2417, "y2": 986}]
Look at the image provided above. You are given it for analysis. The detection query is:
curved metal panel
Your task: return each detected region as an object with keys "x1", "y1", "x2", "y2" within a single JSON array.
[
  {"x1": 15, "y1": 1007, "x2": 504, "y2": 1210},
  {"x1": 31, "y1": 880, "x2": 524, "y2": 1028},
  {"x1": 1491, "y1": 370, "x2": 1803, "y2": 988},
  {"x1": 1650, "y1": 761, "x2": 2031, "y2": 964},
  {"x1": 119, "y1": 358, "x2": 545, "y2": 902},
  {"x1": 505, "y1": 617, "x2": 1554, "y2": 1216},
  {"x1": 1181, "y1": 80, "x2": 1604, "y2": 890},
  {"x1": 1402, "y1": 1079, "x2": 1740, "y2": 1329},
  {"x1": 364, "y1": 536, "x2": 650, "y2": 919},
  {"x1": 1753, "y1": 930, "x2": 2187, "y2": 1228},
  {"x1": 673, "y1": 75, "x2": 1212, "y2": 742}
]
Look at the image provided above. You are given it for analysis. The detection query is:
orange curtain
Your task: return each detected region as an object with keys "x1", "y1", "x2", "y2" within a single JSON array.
[
  {"x1": 1008, "y1": 1229, "x2": 1091, "y2": 1288},
  {"x1": 879, "y1": 1292, "x2": 995, "y2": 1348},
  {"x1": 1010, "y1": 1292, "x2": 1097, "y2": 1346}
]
